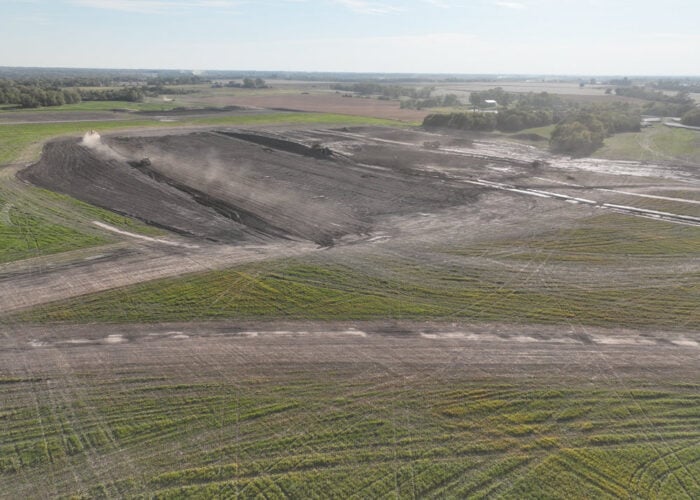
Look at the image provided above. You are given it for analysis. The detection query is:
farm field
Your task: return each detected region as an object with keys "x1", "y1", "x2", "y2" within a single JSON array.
[
  {"x1": 198, "y1": 90, "x2": 429, "y2": 122},
  {"x1": 594, "y1": 124, "x2": 700, "y2": 165},
  {"x1": 1, "y1": 324, "x2": 699, "y2": 499},
  {"x1": 1, "y1": 91, "x2": 699, "y2": 498}
]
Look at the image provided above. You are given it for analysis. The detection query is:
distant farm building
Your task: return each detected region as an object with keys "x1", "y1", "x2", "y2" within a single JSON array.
[{"x1": 483, "y1": 99, "x2": 498, "y2": 107}]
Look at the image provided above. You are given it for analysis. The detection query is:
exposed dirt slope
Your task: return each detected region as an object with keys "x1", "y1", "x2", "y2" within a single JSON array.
[
  {"x1": 22, "y1": 130, "x2": 478, "y2": 246},
  {"x1": 20, "y1": 140, "x2": 265, "y2": 243}
]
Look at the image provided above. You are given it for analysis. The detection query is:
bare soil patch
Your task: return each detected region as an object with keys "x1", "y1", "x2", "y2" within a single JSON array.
[
  {"x1": 21, "y1": 129, "x2": 482, "y2": 246},
  {"x1": 226, "y1": 93, "x2": 429, "y2": 122}
]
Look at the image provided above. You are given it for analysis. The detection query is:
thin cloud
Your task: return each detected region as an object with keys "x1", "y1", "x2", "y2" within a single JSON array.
[
  {"x1": 332, "y1": 0, "x2": 402, "y2": 15},
  {"x1": 421, "y1": 0, "x2": 450, "y2": 7},
  {"x1": 68, "y1": 0, "x2": 239, "y2": 14},
  {"x1": 495, "y1": 1, "x2": 526, "y2": 9}
]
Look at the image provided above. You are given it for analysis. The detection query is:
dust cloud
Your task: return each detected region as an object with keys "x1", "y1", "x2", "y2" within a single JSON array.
[{"x1": 80, "y1": 130, "x2": 124, "y2": 160}]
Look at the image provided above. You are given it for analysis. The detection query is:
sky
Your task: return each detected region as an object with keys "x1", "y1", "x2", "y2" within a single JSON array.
[{"x1": 2, "y1": 0, "x2": 700, "y2": 75}]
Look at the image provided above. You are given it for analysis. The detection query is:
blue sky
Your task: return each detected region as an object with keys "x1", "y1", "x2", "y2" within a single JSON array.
[{"x1": 2, "y1": 0, "x2": 699, "y2": 75}]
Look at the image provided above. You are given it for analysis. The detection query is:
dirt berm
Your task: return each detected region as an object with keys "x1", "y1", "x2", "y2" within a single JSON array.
[{"x1": 21, "y1": 129, "x2": 479, "y2": 245}]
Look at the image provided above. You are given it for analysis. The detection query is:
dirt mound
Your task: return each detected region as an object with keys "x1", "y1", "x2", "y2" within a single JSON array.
[
  {"x1": 21, "y1": 129, "x2": 479, "y2": 246},
  {"x1": 20, "y1": 140, "x2": 264, "y2": 243},
  {"x1": 215, "y1": 130, "x2": 333, "y2": 158}
]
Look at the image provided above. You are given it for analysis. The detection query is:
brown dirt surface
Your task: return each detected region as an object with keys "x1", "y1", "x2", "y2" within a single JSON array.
[
  {"x1": 5, "y1": 321, "x2": 700, "y2": 381},
  {"x1": 21, "y1": 129, "x2": 482, "y2": 246},
  {"x1": 226, "y1": 92, "x2": 429, "y2": 121}
]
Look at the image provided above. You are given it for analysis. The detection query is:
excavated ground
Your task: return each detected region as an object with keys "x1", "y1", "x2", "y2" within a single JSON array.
[{"x1": 21, "y1": 129, "x2": 499, "y2": 246}]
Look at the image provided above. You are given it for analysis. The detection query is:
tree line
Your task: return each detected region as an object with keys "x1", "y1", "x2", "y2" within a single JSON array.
[
  {"x1": 614, "y1": 86, "x2": 695, "y2": 117},
  {"x1": 0, "y1": 80, "x2": 81, "y2": 108},
  {"x1": 423, "y1": 88, "x2": 644, "y2": 156},
  {"x1": 331, "y1": 82, "x2": 434, "y2": 100},
  {"x1": 400, "y1": 94, "x2": 460, "y2": 110},
  {"x1": 681, "y1": 108, "x2": 700, "y2": 126},
  {"x1": 0, "y1": 79, "x2": 153, "y2": 108}
]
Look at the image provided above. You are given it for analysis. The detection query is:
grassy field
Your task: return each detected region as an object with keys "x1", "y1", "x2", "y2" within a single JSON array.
[
  {"x1": 0, "y1": 192, "x2": 108, "y2": 264},
  {"x1": 16, "y1": 258, "x2": 698, "y2": 330},
  {"x1": 1, "y1": 351, "x2": 698, "y2": 498},
  {"x1": 0, "y1": 100, "x2": 182, "y2": 113},
  {"x1": 0, "y1": 181, "x2": 166, "y2": 264},
  {"x1": 15, "y1": 214, "x2": 700, "y2": 330},
  {"x1": 454, "y1": 214, "x2": 700, "y2": 261},
  {"x1": 594, "y1": 125, "x2": 700, "y2": 164},
  {"x1": 497, "y1": 122, "x2": 700, "y2": 162}
]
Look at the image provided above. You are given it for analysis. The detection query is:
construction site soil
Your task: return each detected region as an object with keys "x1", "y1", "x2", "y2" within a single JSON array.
[{"x1": 21, "y1": 128, "x2": 494, "y2": 246}]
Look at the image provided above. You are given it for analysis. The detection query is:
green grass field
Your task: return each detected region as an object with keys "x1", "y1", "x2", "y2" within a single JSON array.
[
  {"x1": 16, "y1": 257, "x2": 697, "y2": 330},
  {"x1": 0, "y1": 179, "x2": 164, "y2": 264},
  {"x1": 454, "y1": 214, "x2": 700, "y2": 261},
  {"x1": 0, "y1": 100, "x2": 182, "y2": 113},
  {"x1": 499, "y1": 122, "x2": 700, "y2": 162},
  {"x1": 1, "y1": 360, "x2": 698, "y2": 498},
  {"x1": 594, "y1": 125, "x2": 700, "y2": 163},
  {"x1": 0, "y1": 193, "x2": 108, "y2": 264},
  {"x1": 15, "y1": 213, "x2": 700, "y2": 330}
]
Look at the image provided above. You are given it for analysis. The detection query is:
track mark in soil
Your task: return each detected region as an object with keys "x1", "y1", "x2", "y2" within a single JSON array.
[{"x1": 92, "y1": 221, "x2": 198, "y2": 248}]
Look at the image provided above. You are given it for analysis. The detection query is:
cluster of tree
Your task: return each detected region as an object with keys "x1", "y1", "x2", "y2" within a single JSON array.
[
  {"x1": 424, "y1": 101, "x2": 641, "y2": 157},
  {"x1": 653, "y1": 79, "x2": 700, "y2": 93},
  {"x1": 78, "y1": 87, "x2": 145, "y2": 102},
  {"x1": 608, "y1": 77, "x2": 633, "y2": 86},
  {"x1": 496, "y1": 108, "x2": 553, "y2": 132},
  {"x1": 422, "y1": 89, "x2": 563, "y2": 133},
  {"x1": 0, "y1": 67, "x2": 174, "y2": 83},
  {"x1": 614, "y1": 86, "x2": 695, "y2": 117},
  {"x1": 681, "y1": 108, "x2": 700, "y2": 127},
  {"x1": 142, "y1": 84, "x2": 196, "y2": 96},
  {"x1": 213, "y1": 78, "x2": 267, "y2": 89},
  {"x1": 550, "y1": 105, "x2": 640, "y2": 156},
  {"x1": 423, "y1": 112, "x2": 497, "y2": 131},
  {"x1": 212, "y1": 81, "x2": 243, "y2": 88},
  {"x1": 331, "y1": 82, "x2": 433, "y2": 99},
  {"x1": 146, "y1": 75, "x2": 206, "y2": 86},
  {"x1": 422, "y1": 108, "x2": 553, "y2": 133},
  {"x1": 4, "y1": 77, "x2": 116, "y2": 88},
  {"x1": 401, "y1": 94, "x2": 460, "y2": 109},
  {"x1": 0, "y1": 77, "x2": 215, "y2": 108},
  {"x1": 515, "y1": 91, "x2": 564, "y2": 111},
  {"x1": 469, "y1": 87, "x2": 514, "y2": 108},
  {"x1": 242, "y1": 77, "x2": 267, "y2": 88},
  {"x1": 0, "y1": 79, "x2": 81, "y2": 108}
]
